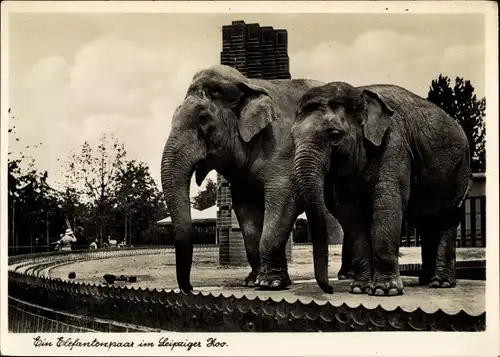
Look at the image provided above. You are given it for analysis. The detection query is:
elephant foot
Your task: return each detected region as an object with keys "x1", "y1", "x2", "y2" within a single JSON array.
[
  {"x1": 255, "y1": 267, "x2": 291, "y2": 290},
  {"x1": 242, "y1": 270, "x2": 259, "y2": 287},
  {"x1": 338, "y1": 269, "x2": 355, "y2": 280},
  {"x1": 349, "y1": 280, "x2": 371, "y2": 294},
  {"x1": 368, "y1": 276, "x2": 404, "y2": 296},
  {"x1": 428, "y1": 274, "x2": 456, "y2": 288}
]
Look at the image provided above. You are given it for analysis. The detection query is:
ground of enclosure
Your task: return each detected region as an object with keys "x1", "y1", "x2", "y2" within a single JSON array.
[{"x1": 48, "y1": 246, "x2": 485, "y2": 315}]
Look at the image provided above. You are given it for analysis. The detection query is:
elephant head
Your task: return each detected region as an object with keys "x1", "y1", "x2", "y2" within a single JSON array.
[
  {"x1": 291, "y1": 82, "x2": 394, "y2": 294},
  {"x1": 161, "y1": 65, "x2": 279, "y2": 292}
]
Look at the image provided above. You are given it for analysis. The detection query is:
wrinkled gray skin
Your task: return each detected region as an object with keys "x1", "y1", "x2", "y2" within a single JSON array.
[
  {"x1": 161, "y1": 65, "x2": 333, "y2": 293},
  {"x1": 292, "y1": 82, "x2": 472, "y2": 296}
]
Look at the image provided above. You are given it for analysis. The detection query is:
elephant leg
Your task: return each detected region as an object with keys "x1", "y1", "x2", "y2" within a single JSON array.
[
  {"x1": 417, "y1": 210, "x2": 459, "y2": 288},
  {"x1": 368, "y1": 179, "x2": 410, "y2": 296},
  {"x1": 429, "y1": 169, "x2": 469, "y2": 288},
  {"x1": 324, "y1": 188, "x2": 354, "y2": 280},
  {"x1": 428, "y1": 210, "x2": 460, "y2": 288},
  {"x1": 348, "y1": 225, "x2": 373, "y2": 294},
  {"x1": 231, "y1": 187, "x2": 264, "y2": 287},
  {"x1": 338, "y1": 230, "x2": 355, "y2": 280},
  {"x1": 429, "y1": 226, "x2": 457, "y2": 288},
  {"x1": 255, "y1": 184, "x2": 297, "y2": 290}
]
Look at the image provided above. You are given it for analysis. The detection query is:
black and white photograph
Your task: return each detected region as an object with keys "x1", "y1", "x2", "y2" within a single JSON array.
[{"x1": 1, "y1": 1, "x2": 498, "y2": 356}]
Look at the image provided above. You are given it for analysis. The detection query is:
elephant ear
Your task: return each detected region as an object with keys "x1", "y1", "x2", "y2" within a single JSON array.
[
  {"x1": 362, "y1": 89, "x2": 395, "y2": 147},
  {"x1": 236, "y1": 82, "x2": 278, "y2": 143}
]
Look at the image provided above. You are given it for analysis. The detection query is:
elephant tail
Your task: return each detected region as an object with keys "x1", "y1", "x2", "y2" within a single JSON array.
[{"x1": 458, "y1": 174, "x2": 474, "y2": 208}]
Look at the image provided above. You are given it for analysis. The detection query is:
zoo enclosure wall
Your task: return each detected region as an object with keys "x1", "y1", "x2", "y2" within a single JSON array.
[{"x1": 7, "y1": 246, "x2": 486, "y2": 333}]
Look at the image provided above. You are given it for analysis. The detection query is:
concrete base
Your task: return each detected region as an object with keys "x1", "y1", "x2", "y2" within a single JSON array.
[{"x1": 195, "y1": 277, "x2": 485, "y2": 316}]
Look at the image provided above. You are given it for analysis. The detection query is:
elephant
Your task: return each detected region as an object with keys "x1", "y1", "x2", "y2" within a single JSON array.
[
  {"x1": 161, "y1": 64, "x2": 341, "y2": 293},
  {"x1": 291, "y1": 81, "x2": 472, "y2": 296}
]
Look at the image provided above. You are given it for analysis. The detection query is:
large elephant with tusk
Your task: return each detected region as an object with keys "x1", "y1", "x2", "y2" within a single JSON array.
[{"x1": 161, "y1": 64, "x2": 347, "y2": 293}]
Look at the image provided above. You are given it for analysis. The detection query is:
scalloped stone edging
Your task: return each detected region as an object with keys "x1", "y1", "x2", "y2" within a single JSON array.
[{"x1": 7, "y1": 248, "x2": 486, "y2": 332}]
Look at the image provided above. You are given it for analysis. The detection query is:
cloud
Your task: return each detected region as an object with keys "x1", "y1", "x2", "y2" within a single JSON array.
[
  {"x1": 291, "y1": 30, "x2": 484, "y2": 98},
  {"x1": 10, "y1": 28, "x2": 484, "y2": 202},
  {"x1": 11, "y1": 34, "x2": 212, "y2": 195},
  {"x1": 66, "y1": 35, "x2": 200, "y2": 120}
]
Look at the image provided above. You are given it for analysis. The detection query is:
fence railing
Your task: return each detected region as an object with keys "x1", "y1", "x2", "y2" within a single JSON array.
[
  {"x1": 399, "y1": 196, "x2": 485, "y2": 248},
  {"x1": 8, "y1": 244, "x2": 220, "y2": 268},
  {"x1": 8, "y1": 195, "x2": 485, "y2": 257}
]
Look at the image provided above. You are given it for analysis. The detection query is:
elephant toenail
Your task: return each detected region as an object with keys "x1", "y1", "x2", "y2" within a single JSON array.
[
  {"x1": 429, "y1": 281, "x2": 440, "y2": 288},
  {"x1": 374, "y1": 289, "x2": 385, "y2": 296},
  {"x1": 270, "y1": 281, "x2": 281, "y2": 289},
  {"x1": 351, "y1": 286, "x2": 362, "y2": 294},
  {"x1": 387, "y1": 288, "x2": 399, "y2": 296},
  {"x1": 442, "y1": 282, "x2": 451, "y2": 288}
]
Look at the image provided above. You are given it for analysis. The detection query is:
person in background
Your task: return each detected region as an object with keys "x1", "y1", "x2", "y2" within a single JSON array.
[
  {"x1": 60, "y1": 228, "x2": 77, "y2": 252},
  {"x1": 89, "y1": 239, "x2": 98, "y2": 250}
]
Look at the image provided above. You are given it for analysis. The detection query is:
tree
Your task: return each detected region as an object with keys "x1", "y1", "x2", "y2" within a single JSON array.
[
  {"x1": 8, "y1": 110, "x2": 172, "y2": 250},
  {"x1": 56, "y1": 186, "x2": 89, "y2": 245},
  {"x1": 8, "y1": 109, "x2": 61, "y2": 254},
  {"x1": 192, "y1": 178, "x2": 217, "y2": 210},
  {"x1": 427, "y1": 75, "x2": 486, "y2": 172},
  {"x1": 61, "y1": 133, "x2": 126, "y2": 239},
  {"x1": 8, "y1": 109, "x2": 40, "y2": 200},
  {"x1": 113, "y1": 160, "x2": 168, "y2": 245}
]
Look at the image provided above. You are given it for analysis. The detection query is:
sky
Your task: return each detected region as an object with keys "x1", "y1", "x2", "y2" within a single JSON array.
[{"x1": 7, "y1": 13, "x2": 485, "y2": 198}]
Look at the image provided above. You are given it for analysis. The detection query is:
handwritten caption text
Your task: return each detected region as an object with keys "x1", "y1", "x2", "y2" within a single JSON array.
[{"x1": 33, "y1": 336, "x2": 228, "y2": 351}]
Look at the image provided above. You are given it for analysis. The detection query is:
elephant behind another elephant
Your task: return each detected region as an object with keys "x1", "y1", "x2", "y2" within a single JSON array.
[{"x1": 161, "y1": 65, "x2": 348, "y2": 293}]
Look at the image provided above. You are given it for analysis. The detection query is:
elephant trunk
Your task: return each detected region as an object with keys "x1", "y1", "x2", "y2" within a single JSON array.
[
  {"x1": 161, "y1": 131, "x2": 205, "y2": 293},
  {"x1": 294, "y1": 143, "x2": 334, "y2": 294}
]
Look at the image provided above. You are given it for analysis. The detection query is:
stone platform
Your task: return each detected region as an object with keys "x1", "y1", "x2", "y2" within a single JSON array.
[
  {"x1": 193, "y1": 277, "x2": 485, "y2": 316},
  {"x1": 45, "y1": 247, "x2": 486, "y2": 318}
]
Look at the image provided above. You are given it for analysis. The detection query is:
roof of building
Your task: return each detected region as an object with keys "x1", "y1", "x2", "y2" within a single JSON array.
[
  {"x1": 156, "y1": 205, "x2": 219, "y2": 226},
  {"x1": 157, "y1": 206, "x2": 310, "y2": 226}
]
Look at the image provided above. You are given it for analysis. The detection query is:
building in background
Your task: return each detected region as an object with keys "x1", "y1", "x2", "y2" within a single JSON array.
[{"x1": 220, "y1": 20, "x2": 291, "y2": 80}]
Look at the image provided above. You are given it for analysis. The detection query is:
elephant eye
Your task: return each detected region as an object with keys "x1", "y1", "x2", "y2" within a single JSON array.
[{"x1": 301, "y1": 103, "x2": 321, "y2": 115}]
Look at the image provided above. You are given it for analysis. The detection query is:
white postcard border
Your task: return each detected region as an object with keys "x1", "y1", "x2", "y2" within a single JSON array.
[{"x1": 1, "y1": 1, "x2": 498, "y2": 356}]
